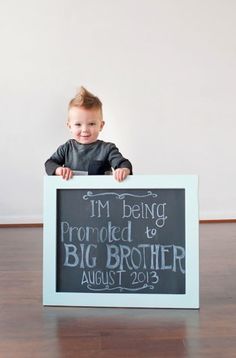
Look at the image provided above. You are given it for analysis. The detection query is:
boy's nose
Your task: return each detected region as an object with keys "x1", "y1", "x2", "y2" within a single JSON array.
[{"x1": 81, "y1": 126, "x2": 89, "y2": 132}]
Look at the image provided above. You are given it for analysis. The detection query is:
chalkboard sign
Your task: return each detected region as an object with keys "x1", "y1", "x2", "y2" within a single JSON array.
[{"x1": 43, "y1": 175, "x2": 199, "y2": 308}]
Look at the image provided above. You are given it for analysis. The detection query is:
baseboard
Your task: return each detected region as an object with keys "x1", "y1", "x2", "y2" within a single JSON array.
[
  {"x1": 1, "y1": 212, "x2": 236, "y2": 227},
  {"x1": 0, "y1": 219, "x2": 236, "y2": 228},
  {"x1": 0, "y1": 215, "x2": 42, "y2": 225},
  {"x1": 1, "y1": 211, "x2": 236, "y2": 225},
  {"x1": 200, "y1": 211, "x2": 236, "y2": 220}
]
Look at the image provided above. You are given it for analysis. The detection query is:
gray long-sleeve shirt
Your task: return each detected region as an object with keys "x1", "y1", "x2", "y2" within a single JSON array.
[{"x1": 45, "y1": 139, "x2": 133, "y2": 175}]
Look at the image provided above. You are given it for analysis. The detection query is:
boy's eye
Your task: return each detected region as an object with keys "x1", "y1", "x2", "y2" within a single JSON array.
[
  {"x1": 75, "y1": 123, "x2": 81, "y2": 126},
  {"x1": 89, "y1": 122, "x2": 96, "y2": 126}
]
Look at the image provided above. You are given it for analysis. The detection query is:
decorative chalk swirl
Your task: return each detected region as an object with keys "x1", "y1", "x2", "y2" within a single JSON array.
[
  {"x1": 86, "y1": 284, "x2": 154, "y2": 292},
  {"x1": 83, "y1": 191, "x2": 158, "y2": 200}
]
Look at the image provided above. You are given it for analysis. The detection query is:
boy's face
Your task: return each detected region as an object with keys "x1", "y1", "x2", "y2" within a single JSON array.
[{"x1": 67, "y1": 107, "x2": 104, "y2": 144}]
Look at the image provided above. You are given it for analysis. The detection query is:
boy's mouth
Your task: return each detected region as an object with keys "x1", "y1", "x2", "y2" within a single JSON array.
[{"x1": 79, "y1": 135, "x2": 93, "y2": 142}]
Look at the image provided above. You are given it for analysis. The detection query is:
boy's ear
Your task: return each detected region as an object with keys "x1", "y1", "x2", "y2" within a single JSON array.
[
  {"x1": 67, "y1": 120, "x2": 71, "y2": 129},
  {"x1": 100, "y1": 121, "x2": 105, "y2": 131}
]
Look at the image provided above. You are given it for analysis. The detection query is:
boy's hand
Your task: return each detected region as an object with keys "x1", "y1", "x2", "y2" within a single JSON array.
[
  {"x1": 114, "y1": 168, "x2": 130, "y2": 182},
  {"x1": 55, "y1": 167, "x2": 73, "y2": 180}
]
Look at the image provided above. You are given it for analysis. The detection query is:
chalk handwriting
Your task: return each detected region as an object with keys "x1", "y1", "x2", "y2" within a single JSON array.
[{"x1": 57, "y1": 189, "x2": 185, "y2": 293}]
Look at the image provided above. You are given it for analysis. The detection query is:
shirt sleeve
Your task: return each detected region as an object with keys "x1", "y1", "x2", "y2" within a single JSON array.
[
  {"x1": 107, "y1": 143, "x2": 133, "y2": 174},
  {"x1": 44, "y1": 143, "x2": 67, "y2": 175}
]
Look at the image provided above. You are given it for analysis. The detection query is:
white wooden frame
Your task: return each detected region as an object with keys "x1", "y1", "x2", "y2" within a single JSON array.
[{"x1": 43, "y1": 175, "x2": 199, "y2": 308}]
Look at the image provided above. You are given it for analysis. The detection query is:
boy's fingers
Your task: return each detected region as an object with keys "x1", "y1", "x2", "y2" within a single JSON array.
[
  {"x1": 60, "y1": 167, "x2": 72, "y2": 180},
  {"x1": 66, "y1": 169, "x2": 71, "y2": 180},
  {"x1": 115, "y1": 169, "x2": 124, "y2": 182},
  {"x1": 69, "y1": 170, "x2": 73, "y2": 180},
  {"x1": 63, "y1": 168, "x2": 68, "y2": 180},
  {"x1": 65, "y1": 168, "x2": 73, "y2": 180},
  {"x1": 115, "y1": 170, "x2": 121, "y2": 181}
]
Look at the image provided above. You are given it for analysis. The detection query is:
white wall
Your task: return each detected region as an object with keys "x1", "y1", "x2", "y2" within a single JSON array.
[{"x1": 0, "y1": 0, "x2": 236, "y2": 223}]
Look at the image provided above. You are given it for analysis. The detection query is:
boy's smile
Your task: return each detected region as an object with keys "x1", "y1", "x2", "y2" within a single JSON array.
[{"x1": 68, "y1": 107, "x2": 104, "y2": 144}]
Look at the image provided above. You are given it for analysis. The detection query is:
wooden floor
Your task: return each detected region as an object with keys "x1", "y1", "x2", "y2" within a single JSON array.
[{"x1": 0, "y1": 224, "x2": 235, "y2": 358}]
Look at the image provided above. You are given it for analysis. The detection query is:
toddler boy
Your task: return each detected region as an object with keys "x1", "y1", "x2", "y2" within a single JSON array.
[{"x1": 45, "y1": 87, "x2": 132, "y2": 181}]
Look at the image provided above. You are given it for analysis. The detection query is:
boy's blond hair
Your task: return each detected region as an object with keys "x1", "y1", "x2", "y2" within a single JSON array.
[{"x1": 68, "y1": 86, "x2": 103, "y2": 118}]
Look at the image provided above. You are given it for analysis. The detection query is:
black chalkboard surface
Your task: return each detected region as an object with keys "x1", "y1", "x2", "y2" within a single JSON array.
[{"x1": 56, "y1": 188, "x2": 185, "y2": 294}]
